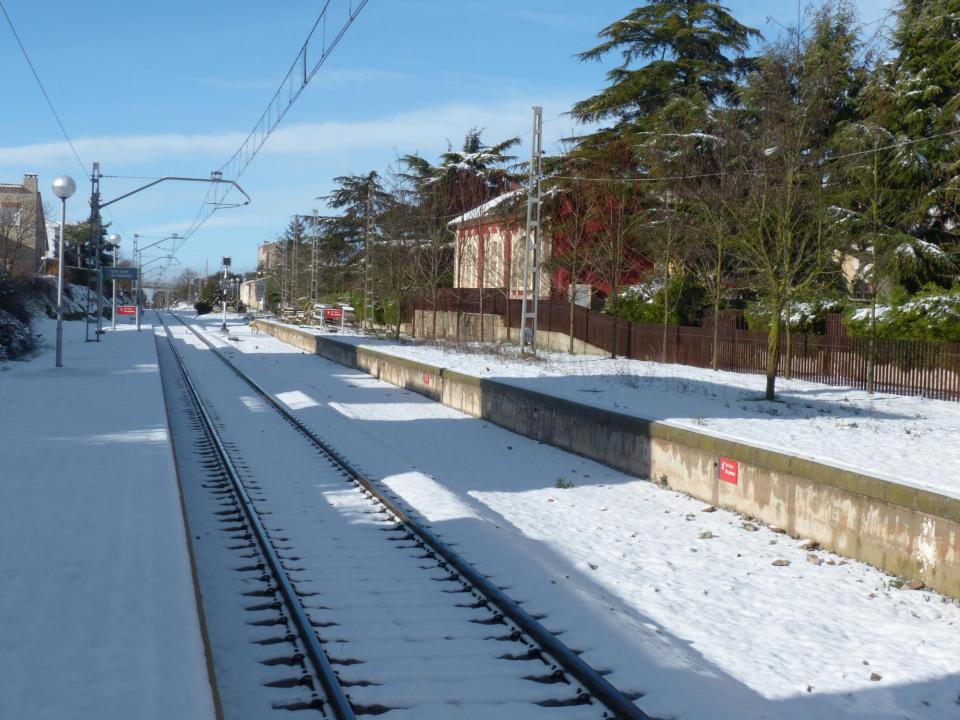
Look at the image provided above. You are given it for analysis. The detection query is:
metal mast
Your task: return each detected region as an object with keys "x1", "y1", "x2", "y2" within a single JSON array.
[
  {"x1": 310, "y1": 211, "x2": 319, "y2": 302},
  {"x1": 363, "y1": 176, "x2": 375, "y2": 328},
  {"x1": 519, "y1": 106, "x2": 543, "y2": 353}
]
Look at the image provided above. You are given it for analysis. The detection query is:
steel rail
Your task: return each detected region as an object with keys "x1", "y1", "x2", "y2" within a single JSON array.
[
  {"x1": 169, "y1": 312, "x2": 652, "y2": 720},
  {"x1": 157, "y1": 312, "x2": 357, "y2": 720}
]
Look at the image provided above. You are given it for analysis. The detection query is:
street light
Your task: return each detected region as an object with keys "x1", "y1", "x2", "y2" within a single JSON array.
[
  {"x1": 107, "y1": 233, "x2": 121, "y2": 330},
  {"x1": 52, "y1": 175, "x2": 76, "y2": 368},
  {"x1": 220, "y1": 256, "x2": 231, "y2": 332}
]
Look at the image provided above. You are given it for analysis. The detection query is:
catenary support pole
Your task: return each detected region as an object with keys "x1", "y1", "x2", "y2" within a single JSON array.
[{"x1": 519, "y1": 106, "x2": 543, "y2": 354}]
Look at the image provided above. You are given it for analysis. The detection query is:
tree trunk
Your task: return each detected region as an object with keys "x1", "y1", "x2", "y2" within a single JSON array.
[
  {"x1": 784, "y1": 299, "x2": 792, "y2": 380},
  {"x1": 866, "y1": 291, "x2": 877, "y2": 394},
  {"x1": 711, "y1": 296, "x2": 720, "y2": 371},
  {"x1": 568, "y1": 295, "x2": 575, "y2": 354},
  {"x1": 661, "y1": 291, "x2": 669, "y2": 364},
  {"x1": 765, "y1": 299, "x2": 782, "y2": 401}
]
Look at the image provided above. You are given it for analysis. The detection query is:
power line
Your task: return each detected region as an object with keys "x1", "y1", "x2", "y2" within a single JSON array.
[
  {"x1": 0, "y1": 0, "x2": 87, "y2": 177},
  {"x1": 1, "y1": 0, "x2": 129, "y2": 238},
  {"x1": 176, "y1": 0, "x2": 370, "y2": 247}
]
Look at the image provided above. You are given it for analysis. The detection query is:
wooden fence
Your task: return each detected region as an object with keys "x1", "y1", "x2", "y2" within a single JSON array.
[{"x1": 409, "y1": 289, "x2": 960, "y2": 401}]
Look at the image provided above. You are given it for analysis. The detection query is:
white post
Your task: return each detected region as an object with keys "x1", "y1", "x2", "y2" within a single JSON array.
[
  {"x1": 111, "y1": 265, "x2": 117, "y2": 330},
  {"x1": 55, "y1": 199, "x2": 66, "y2": 366},
  {"x1": 52, "y1": 175, "x2": 76, "y2": 367},
  {"x1": 134, "y1": 235, "x2": 141, "y2": 332},
  {"x1": 221, "y1": 263, "x2": 228, "y2": 332}
]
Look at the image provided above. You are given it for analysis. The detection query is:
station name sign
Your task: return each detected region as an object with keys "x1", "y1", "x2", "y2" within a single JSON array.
[{"x1": 102, "y1": 267, "x2": 140, "y2": 281}]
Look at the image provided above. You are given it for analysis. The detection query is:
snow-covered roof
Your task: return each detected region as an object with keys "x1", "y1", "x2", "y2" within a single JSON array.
[{"x1": 447, "y1": 189, "x2": 524, "y2": 228}]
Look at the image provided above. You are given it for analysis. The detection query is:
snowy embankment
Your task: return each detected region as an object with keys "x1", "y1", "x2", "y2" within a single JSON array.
[
  {"x1": 319, "y1": 333, "x2": 960, "y2": 501},
  {"x1": 0, "y1": 319, "x2": 214, "y2": 719},
  {"x1": 0, "y1": 275, "x2": 108, "y2": 361},
  {"x1": 193, "y1": 315, "x2": 960, "y2": 719}
]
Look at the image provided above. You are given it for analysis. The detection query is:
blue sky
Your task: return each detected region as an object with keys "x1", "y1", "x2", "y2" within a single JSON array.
[{"x1": 0, "y1": 0, "x2": 896, "y2": 277}]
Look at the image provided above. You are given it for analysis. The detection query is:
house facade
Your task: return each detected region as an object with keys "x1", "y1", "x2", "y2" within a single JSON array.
[
  {"x1": 0, "y1": 174, "x2": 48, "y2": 275},
  {"x1": 448, "y1": 190, "x2": 551, "y2": 299}
]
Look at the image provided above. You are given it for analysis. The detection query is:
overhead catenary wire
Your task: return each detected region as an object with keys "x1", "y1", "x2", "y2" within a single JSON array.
[{"x1": 174, "y1": 0, "x2": 370, "y2": 248}]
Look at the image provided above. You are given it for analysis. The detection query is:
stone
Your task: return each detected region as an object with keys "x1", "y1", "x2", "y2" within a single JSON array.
[
  {"x1": 770, "y1": 526, "x2": 787, "y2": 534},
  {"x1": 905, "y1": 580, "x2": 926, "y2": 591},
  {"x1": 806, "y1": 553, "x2": 823, "y2": 566},
  {"x1": 699, "y1": 531, "x2": 714, "y2": 540},
  {"x1": 701, "y1": 505, "x2": 717, "y2": 513},
  {"x1": 772, "y1": 559, "x2": 790, "y2": 567},
  {"x1": 742, "y1": 522, "x2": 758, "y2": 532},
  {"x1": 870, "y1": 673, "x2": 882, "y2": 682},
  {"x1": 800, "y1": 540, "x2": 820, "y2": 550}
]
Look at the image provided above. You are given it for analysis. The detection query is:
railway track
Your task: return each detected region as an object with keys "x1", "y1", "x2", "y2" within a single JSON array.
[{"x1": 158, "y1": 311, "x2": 652, "y2": 720}]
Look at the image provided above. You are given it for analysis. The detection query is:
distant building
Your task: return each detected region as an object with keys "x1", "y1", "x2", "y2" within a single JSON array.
[
  {"x1": 240, "y1": 278, "x2": 266, "y2": 311},
  {"x1": 258, "y1": 240, "x2": 284, "y2": 271},
  {"x1": 0, "y1": 174, "x2": 48, "y2": 274}
]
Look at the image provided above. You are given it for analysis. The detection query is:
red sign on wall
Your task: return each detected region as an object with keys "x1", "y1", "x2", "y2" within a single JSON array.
[
  {"x1": 719, "y1": 457, "x2": 739, "y2": 485},
  {"x1": 422, "y1": 372, "x2": 431, "y2": 386},
  {"x1": 116, "y1": 305, "x2": 137, "y2": 316}
]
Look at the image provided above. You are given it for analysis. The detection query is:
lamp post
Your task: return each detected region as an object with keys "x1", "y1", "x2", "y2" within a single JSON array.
[
  {"x1": 52, "y1": 175, "x2": 76, "y2": 368},
  {"x1": 107, "y1": 233, "x2": 121, "y2": 330},
  {"x1": 220, "y1": 256, "x2": 231, "y2": 332}
]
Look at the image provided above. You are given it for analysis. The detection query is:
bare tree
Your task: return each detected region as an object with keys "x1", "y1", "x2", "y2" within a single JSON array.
[
  {"x1": 0, "y1": 196, "x2": 34, "y2": 273},
  {"x1": 724, "y1": 35, "x2": 845, "y2": 400}
]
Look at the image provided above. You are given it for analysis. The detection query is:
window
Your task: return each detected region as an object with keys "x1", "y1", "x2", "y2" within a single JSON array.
[{"x1": 1, "y1": 206, "x2": 20, "y2": 226}]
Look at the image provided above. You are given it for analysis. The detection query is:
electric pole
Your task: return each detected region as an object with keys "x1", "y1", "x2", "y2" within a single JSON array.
[
  {"x1": 519, "y1": 106, "x2": 543, "y2": 354},
  {"x1": 363, "y1": 175, "x2": 375, "y2": 329},
  {"x1": 310, "y1": 211, "x2": 319, "y2": 302},
  {"x1": 85, "y1": 162, "x2": 103, "y2": 343}
]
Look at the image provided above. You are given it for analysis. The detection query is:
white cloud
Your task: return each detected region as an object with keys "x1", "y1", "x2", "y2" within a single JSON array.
[{"x1": 0, "y1": 98, "x2": 581, "y2": 170}]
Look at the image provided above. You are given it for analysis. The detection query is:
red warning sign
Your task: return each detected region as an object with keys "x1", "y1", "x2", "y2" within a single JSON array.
[
  {"x1": 719, "y1": 457, "x2": 739, "y2": 485},
  {"x1": 422, "y1": 372, "x2": 431, "y2": 386},
  {"x1": 116, "y1": 305, "x2": 137, "y2": 316}
]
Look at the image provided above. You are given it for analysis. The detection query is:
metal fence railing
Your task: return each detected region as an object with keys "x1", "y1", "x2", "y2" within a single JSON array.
[{"x1": 408, "y1": 289, "x2": 960, "y2": 401}]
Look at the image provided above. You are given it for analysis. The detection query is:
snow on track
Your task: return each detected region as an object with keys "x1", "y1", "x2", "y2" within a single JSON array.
[
  {"x1": 177, "y1": 313, "x2": 960, "y2": 720},
  {"x1": 160, "y1": 318, "x2": 614, "y2": 719}
]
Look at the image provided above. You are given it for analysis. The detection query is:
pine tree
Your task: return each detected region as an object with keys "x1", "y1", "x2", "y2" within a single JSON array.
[
  {"x1": 885, "y1": 0, "x2": 960, "y2": 250},
  {"x1": 571, "y1": 1, "x2": 760, "y2": 129},
  {"x1": 401, "y1": 128, "x2": 520, "y2": 219},
  {"x1": 317, "y1": 171, "x2": 393, "y2": 297}
]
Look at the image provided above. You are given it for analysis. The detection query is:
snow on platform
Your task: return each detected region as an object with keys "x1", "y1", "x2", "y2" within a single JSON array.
[
  {"x1": 192, "y1": 315, "x2": 960, "y2": 719},
  {"x1": 0, "y1": 319, "x2": 215, "y2": 720},
  {"x1": 319, "y1": 332, "x2": 960, "y2": 501}
]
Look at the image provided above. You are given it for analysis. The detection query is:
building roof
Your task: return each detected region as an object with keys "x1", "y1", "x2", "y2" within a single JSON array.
[{"x1": 447, "y1": 189, "x2": 524, "y2": 229}]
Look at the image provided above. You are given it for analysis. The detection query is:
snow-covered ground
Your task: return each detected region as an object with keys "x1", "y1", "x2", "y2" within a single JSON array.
[
  {"x1": 0, "y1": 318, "x2": 215, "y2": 719},
  {"x1": 302, "y1": 330, "x2": 960, "y2": 501},
  {"x1": 187, "y1": 314, "x2": 960, "y2": 719}
]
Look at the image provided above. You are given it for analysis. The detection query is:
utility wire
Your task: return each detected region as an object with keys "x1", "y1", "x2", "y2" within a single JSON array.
[
  {"x1": 1, "y1": 0, "x2": 128, "y2": 236},
  {"x1": 176, "y1": 0, "x2": 370, "y2": 247},
  {"x1": 0, "y1": 0, "x2": 86, "y2": 177}
]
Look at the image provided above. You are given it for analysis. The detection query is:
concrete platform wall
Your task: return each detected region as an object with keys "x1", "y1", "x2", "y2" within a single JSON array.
[{"x1": 252, "y1": 319, "x2": 960, "y2": 598}]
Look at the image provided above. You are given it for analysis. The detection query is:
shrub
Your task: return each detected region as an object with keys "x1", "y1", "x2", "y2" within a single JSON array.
[
  {"x1": 0, "y1": 272, "x2": 31, "y2": 324},
  {"x1": 0, "y1": 309, "x2": 34, "y2": 360},
  {"x1": 845, "y1": 285, "x2": 960, "y2": 342},
  {"x1": 194, "y1": 299, "x2": 213, "y2": 316},
  {"x1": 744, "y1": 296, "x2": 843, "y2": 334},
  {"x1": 609, "y1": 275, "x2": 705, "y2": 326}
]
